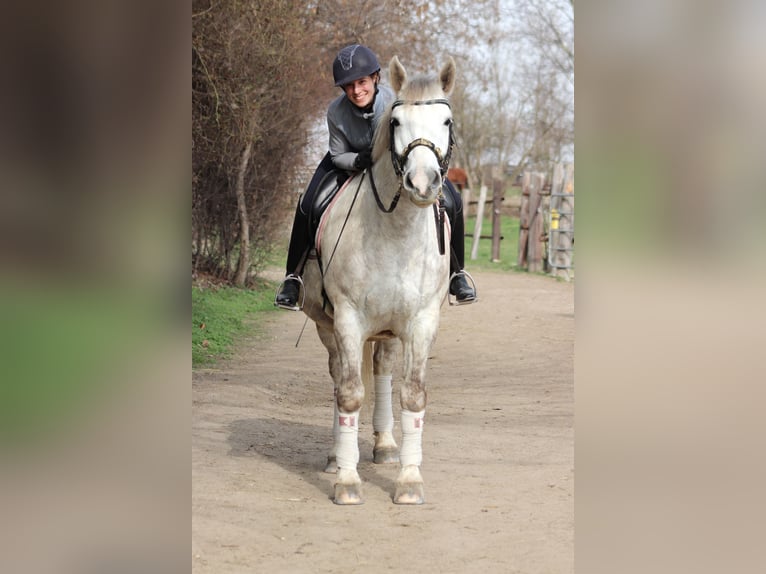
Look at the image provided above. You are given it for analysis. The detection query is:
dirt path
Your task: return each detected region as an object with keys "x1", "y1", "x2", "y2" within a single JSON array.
[{"x1": 192, "y1": 271, "x2": 573, "y2": 573}]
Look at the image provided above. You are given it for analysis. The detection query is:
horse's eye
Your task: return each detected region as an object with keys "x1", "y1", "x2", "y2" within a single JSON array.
[
  {"x1": 444, "y1": 118, "x2": 453, "y2": 126},
  {"x1": 390, "y1": 118, "x2": 400, "y2": 127}
]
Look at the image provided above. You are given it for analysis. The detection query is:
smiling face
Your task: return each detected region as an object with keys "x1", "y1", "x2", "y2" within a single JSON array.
[{"x1": 342, "y1": 75, "x2": 377, "y2": 108}]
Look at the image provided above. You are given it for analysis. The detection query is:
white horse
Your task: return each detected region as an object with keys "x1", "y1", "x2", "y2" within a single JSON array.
[{"x1": 301, "y1": 56, "x2": 456, "y2": 504}]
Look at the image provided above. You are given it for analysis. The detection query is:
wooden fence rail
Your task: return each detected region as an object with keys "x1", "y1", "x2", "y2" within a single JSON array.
[{"x1": 457, "y1": 162, "x2": 573, "y2": 276}]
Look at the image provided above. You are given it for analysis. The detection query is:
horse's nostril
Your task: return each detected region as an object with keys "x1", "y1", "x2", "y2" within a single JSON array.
[{"x1": 431, "y1": 171, "x2": 442, "y2": 191}]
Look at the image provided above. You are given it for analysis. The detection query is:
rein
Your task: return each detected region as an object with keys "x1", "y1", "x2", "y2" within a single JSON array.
[
  {"x1": 368, "y1": 168, "x2": 401, "y2": 213},
  {"x1": 318, "y1": 171, "x2": 366, "y2": 311}
]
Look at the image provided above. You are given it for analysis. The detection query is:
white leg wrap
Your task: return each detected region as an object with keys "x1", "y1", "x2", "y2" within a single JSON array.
[
  {"x1": 335, "y1": 410, "x2": 360, "y2": 470},
  {"x1": 372, "y1": 375, "x2": 394, "y2": 432},
  {"x1": 399, "y1": 409, "x2": 425, "y2": 467},
  {"x1": 328, "y1": 393, "x2": 340, "y2": 460},
  {"x1": 331, "y1": 398, "x2": 340, "y2": 439}
]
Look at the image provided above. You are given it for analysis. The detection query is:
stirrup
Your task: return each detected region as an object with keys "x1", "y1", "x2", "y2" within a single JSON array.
[
  {"x1": 448, "y1": 270, "x2": 478, "y2": 306},
  {"x1": 274, "y1": 274, "x2": 305, "y2": 311}
]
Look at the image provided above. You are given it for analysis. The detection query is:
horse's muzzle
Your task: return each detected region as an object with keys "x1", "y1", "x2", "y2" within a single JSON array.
[{"x1": 403, "y1": 167, "x2": 442, "y2": 207}]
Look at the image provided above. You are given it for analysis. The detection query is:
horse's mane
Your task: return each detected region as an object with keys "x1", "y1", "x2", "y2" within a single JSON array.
[{"x1": 372, "y1": 73, "x2": 446, "y2": 162}]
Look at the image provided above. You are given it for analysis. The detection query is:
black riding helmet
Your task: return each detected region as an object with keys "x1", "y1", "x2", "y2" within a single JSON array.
[{"x1": 333, "y1": 44, "x2": 381, "y2": 87}]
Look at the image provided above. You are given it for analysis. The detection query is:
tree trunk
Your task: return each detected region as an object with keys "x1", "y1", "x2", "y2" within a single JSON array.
[{"x1": 233, "y1": 140, "x2": 253, "y2": 287}]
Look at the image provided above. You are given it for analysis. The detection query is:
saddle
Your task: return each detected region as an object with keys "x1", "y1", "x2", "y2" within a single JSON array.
[
  {"x1": 307, "y1": 170, "x2": 342, "y2": 241},
  {"x1": 313, "y1": 174, "x2": 356, "y2": 257}
]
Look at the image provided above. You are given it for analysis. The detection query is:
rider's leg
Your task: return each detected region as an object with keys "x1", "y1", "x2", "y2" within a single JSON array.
[
  {"x1": 275, "y1": 154, "x2": 333, "y2": 309},
  {"x1": 274, "y1": 203, "x2": 310, "y2": 308},
  {"x1": 442, "y1": 178, "x2": 477, "y2": 303}
]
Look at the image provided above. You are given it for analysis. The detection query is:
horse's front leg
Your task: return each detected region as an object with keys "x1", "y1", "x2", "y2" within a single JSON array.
[
  {"x1": 395, "y1": 319, "x2": 438, "y2": 505},
  {"x1": 372, "y1": 339, "x2": 400, "y2": 464},
  {"x1": 315, "y1": 326, "x2": 342, "y2": 474},
  {"x1": 331, "y1": 310, "x2": 366, "y2": 505}
]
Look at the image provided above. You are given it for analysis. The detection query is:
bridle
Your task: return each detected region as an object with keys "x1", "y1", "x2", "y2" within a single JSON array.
[
  {"x1": 365, "y1": 97, "x2": 454, "y2": 256},
  {"x1": 370, "y1": 97, "x2": 455, "y2": 214},
  {"x1": 388, "y1": 98, "x2": 455, "y2": 179}
]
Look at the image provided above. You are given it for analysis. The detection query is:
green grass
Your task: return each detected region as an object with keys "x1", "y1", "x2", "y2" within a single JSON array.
[
  {"x1": 463, "y1": 209, "x2": 521, "y2": 272},
  {"x1": 192, "y1": 281, "x2": 278, "y2": 367},
  {"x1": 0, "y1": 286, "x2": 162, "y2": 447}
]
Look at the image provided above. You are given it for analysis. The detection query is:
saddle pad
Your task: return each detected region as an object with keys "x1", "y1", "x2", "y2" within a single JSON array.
[{"x1": 315, "y1": 176, "x2": 355, "y2": 256}]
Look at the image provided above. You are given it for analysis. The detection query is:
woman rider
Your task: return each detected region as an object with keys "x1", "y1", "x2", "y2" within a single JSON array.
[{"x1": 275, "y1": 44, "x2": 476, "y2": 308}]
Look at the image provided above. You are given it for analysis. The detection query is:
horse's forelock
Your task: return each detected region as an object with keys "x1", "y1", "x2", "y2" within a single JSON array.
[{"x1": 401, "y1": 74, "x2": 444, "y2": 101}]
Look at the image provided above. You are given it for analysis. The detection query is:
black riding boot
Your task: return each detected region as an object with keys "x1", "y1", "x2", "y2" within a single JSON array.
[
  {"x1": 275, "y1": 153, "x2": 334, "y2": 310},
  {"x1": 274, "y1": 202, "x2": 310, "y2": 309},
  {"x1": 443, "y1": 179, "x2": 477, "y2": 304}
]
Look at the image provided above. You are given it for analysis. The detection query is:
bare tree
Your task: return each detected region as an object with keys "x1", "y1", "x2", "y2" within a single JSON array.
[
  {"x1": 193, "y1": 0, "x2": 332, "y2": 283},
  {"x1": 192, "y1": 0, "x2": 571, "y2": 284},
  {"x1": 444, "y1": 0, "x2": 573, "y2": 187},
  {"x1": 192, "y1": 0, "x2": 487, "y2": 284}
]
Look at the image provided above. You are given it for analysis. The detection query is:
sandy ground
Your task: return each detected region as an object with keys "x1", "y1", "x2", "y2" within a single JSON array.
[{"x1": 192, "y1": 270, "x2": 573, "y2": 573}]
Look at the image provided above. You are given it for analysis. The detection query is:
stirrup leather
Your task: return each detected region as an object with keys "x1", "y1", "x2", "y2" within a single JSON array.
[
  {"x1": 274, "y1": 274, "x2": 305, "y2": 311},
  {"x1": 448, "y1": 270, "x2": 478, "y2": 306}
]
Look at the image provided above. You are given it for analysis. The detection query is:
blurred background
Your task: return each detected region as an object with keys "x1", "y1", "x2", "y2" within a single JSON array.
[
  {"x1": 1, "y1": 0, "x2": 765, "y2": 572},
  {"x1": 576, "y1": 1, "x2": 766, "y2": 572}
]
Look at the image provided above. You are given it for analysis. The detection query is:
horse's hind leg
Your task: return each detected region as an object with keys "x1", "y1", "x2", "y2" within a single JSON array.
[{"x1": 372, "y1": 339, "x2": 399, "y2": 464}]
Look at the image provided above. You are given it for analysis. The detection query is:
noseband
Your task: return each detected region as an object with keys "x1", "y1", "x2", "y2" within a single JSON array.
[{"x1": 389, "y1": 98, "x2": 455, "y2": 179}]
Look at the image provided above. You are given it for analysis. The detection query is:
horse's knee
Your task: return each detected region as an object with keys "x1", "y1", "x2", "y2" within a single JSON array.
[
  {"x1": 336, "y1": 383, "x2": 364, "y2": 413},
  {"x1": 400, "y1": 383, "x2": 427, "y2": 412}
]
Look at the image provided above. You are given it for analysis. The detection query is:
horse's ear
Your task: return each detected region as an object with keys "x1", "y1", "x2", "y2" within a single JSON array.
[
  {"x1": 389, "y1": 56, "x2": 407, "y2": 93},
  {"x1": 439, "y1": 57, "x2": 456, "y2": 96}
]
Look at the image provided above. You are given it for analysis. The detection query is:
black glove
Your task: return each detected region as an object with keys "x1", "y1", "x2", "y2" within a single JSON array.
[{"x1": 353, "y1": 149, "x2": 373, "y2": 170}]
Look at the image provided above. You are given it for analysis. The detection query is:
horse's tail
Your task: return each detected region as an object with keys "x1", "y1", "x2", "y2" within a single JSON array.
[{"x1": 362, "y1": 341, "x2": 374, "y2": 411}]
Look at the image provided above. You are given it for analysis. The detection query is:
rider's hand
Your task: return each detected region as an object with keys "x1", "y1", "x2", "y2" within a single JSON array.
[{"x1": 354, "y1": 149, "x2": 373, "y2": 170}]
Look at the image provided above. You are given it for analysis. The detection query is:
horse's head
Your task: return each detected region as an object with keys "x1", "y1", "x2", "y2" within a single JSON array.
[{"x1": 383, "y1": 56, "x2": 456, "y2": 207}]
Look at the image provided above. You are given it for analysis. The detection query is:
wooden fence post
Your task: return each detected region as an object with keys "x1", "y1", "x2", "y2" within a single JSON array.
[
  {"x1": 527, "y1": 173, "x2": 545, "y2": 273},
  {"x1": 491, "y1": 179, "x2": 504, "y2": 262},
  {"x1": 462, "y1": 186, "x2": 472, "y2": 229},
  {"x1": 517, "y1": 172, "x2": 531, "y2": 268},
  {"x1": 549, "y1": 163, "x2": 574, "y2": 280},
  {"x1": 470, "y1": 184, "x2": 488, "y2": 260},
  {"x1": 518, "y1": 172, "x2": 546, "y2": 272}
]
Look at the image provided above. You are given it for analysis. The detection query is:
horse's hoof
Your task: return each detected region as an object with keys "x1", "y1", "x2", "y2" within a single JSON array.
[
  {"x1": 393, "y1": 482, "x2": 425, "y2": 505},
  {"x1": 373, "y1": 447, "x2": 400, "y2": 464},
  {"x1": 333, "y1": 483, "x2": 364, "y2": 505},
  {"x1": 324, "y1": 456, "x2": 338, "y2": 474}
]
